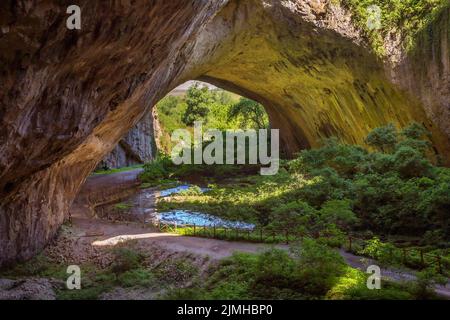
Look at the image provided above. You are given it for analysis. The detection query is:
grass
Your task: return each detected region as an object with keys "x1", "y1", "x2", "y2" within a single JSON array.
[
  {"x1": 326, "y1": 266, "x2": 413, "y2": 300},
  {"x1": 159, "y1": 223, "x2": 302, "y2": 245},
  {"x1": 155, "y1": 166, "x2": 297, "y2": 225},
  {"x1": 114, "y1": 202, "x2": 134, "y2": 210},
  {"x1": 0, "y1": 254, "x2": 68, "y2": 280},
  {"x1": 92, "y1": 164, "x2": 143, "y2": 176}
]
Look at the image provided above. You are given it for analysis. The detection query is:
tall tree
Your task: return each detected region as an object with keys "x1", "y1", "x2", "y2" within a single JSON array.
[
  {"x1": 182, "y1": 83, "x2": 213, "y2": 126},
  {"x1": 228, "y1": 97, "x2": 269, "y2": 129}
]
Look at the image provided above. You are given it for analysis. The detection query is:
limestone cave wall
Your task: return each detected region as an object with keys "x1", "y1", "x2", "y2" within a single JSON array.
[
  {"x1": 0, "y1": 0, "x2": 449, "y2": 266},
  {"x1": 97, "y1": 111, "x2": 156, "y2": 169}
]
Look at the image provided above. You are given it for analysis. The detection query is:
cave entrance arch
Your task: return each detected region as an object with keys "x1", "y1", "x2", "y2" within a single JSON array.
[
  {"x1": 1, "y1": 0, "x2": 449, "y2": 266},
  {"x1": 153, "y1": 77, "x2": 298, "y2": 157}
]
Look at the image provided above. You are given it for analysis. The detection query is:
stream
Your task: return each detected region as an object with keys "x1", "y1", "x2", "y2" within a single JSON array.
[{"x1": 95, "y1": 184, "x2": 254, "y2": 230}]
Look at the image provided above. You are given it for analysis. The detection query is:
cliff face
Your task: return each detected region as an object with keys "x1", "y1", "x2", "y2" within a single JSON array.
[
  {"x1": 191, "y1": 1, "x2": 449, "y2": 156},
  {"x1": 97, "y1": 112, "x2": 156, "y2": 169},
  {"x1": 0, "y1": 0, "x2": 229, "y2": 265},
  {"x1": 0, "y1": 0, "x2": 449, "y2": 265},
  {"x1": 393, "y1": 8, "x2": 450, "y2": 144}
]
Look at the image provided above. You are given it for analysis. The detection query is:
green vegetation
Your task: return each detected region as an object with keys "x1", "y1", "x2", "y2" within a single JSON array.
[
  {"x1": 93, "y1": 164, "x2": 143, "y2": 175},
  {"x1": 0, "y1": 245, "x2": 200, "y2": 300},
  {"x1": 163, "y1": 240, "x2": 421, "y2": 300},
  {"x1": 114, "y1": 202, "x2": 134, "y2": 211},
  {"x1": 227, "y1": 97, "x2": 269, "y2": 130},
  {"x1": 140, "y1": 152, "x2": 261, "y2": 187},
  {"x1": 150, "y1": 122, "x2": 450, "y2": 275},
  {"x1": 155, "y1": 83, "x2": 268, "y2": 154},
  {"x1": 341, "y1": 0, "x2": 449, "y2": 55}
]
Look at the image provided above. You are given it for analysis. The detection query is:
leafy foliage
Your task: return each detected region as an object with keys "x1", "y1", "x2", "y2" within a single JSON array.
[
  {"x1": 182, "y1": 84, "x2": 213, "y2": 126},
  {"x1": 158, "y1": 123, "x2": 450, "y2": 244},
  {"x1": 163, "y1": 240, "x2": 416, "y2": 300},
  {"x1": 155, "y1": 84, "x2": 268, "y2": 153},
  {"x1": 342, "y1": 0, "x2": 449, "y2": 54},
  {"x1": 227, "y1": 97, "x2": 269, "y2": 129}
]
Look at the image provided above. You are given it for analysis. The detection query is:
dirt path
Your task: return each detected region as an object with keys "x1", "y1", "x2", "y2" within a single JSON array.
[
  {"x1": 71, "y1": 169, "x2": 282, "y2": 259},
  {"x1": 70, "y1": 169, "x2": 450, "y2": 298},
  {"x1": 72, "y1": 217, "x2": 286, "y2": 260}
]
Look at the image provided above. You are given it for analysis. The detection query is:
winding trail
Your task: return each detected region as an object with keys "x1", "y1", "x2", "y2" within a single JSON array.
[{"x1": 70, "y1": 169, "x2": 450, "y2": 298}]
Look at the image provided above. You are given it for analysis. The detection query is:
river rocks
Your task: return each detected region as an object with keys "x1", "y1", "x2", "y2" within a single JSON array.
[{"x1": 0, "y1": 0, "x2": 449, "y2": 266}]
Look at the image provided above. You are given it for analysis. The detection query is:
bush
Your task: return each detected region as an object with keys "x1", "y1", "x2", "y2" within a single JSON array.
[
  {"x1": 116, "y1": 268, "x2": 154, "y2": 287},
  {"x1": 365, "y1": 124, "x2": 398, "y2": 153},
  {"x1": 57, "y1": 286, "x2": 109, "y2": 300},
  {"x1": 359, "y1": 237, "x2": 401, "y2": 266},
  {"x1": 326, "y1": 266, "x2": 413, "y2": 300},
  {"x1": 408, "y1": 268, "x2": 447, "y2": 299},
  {"x1": 155, "y1": 259, "x2": 198, "y2": 284},
  {"x1": 110, "y1": 248, "x2": 145, "y2": 274},
  {"x1": 291, "y1": 238, "x2": 346, "y2": 296}
]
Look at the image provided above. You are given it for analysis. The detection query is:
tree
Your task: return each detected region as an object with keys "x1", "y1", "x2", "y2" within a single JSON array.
[
  {"x1": 365, "y1": 123, "x2": 398, "y2": 152},
  {"x1": 158, "y1": 95, "x2": 182, "y2": 116},
  {"x1": 319, "y1": 199, "x2": 359, "y2": 231},
  {"x1": 290, "y1": 238, "x2": 345, "y2": 295},
  {"x1": 268, "y1": 201, "x2": 316, "y2": 238},
  {"x1": 182, "y1": 83, "x2": 213, "y2": 126},
  {"x1": 228, "y1": 97, "x2": 269, "y2": 129},
  {"x1": 401, "y1": 122, "x2": 429, "y2": 140}
]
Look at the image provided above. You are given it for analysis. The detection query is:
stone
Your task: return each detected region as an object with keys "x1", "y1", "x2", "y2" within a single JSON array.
[
  {"x1": 98, "y1": 111, "x2": 157, "y2": 169},
  {"x1": 0, "y1": 278, "x2": 59, "y2": 300}
]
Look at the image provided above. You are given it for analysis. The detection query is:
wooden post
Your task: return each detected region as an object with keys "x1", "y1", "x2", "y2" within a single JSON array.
[
  {"x1": 213, "y1": 225, "x2": 216, "y2": 238},
  {"x1": 193, "y1": 224, "x2": 196, "y2": 236},
  {"x1": 285, "y1": 231, "x2": 289, "y2": 244},
  {"x1": 348, "y1": 236, "x2": 352, "y2": 251}
]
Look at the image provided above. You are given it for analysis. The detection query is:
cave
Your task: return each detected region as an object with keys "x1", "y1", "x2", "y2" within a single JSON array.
[{"x1": 0, "y1": 0, "x2": 449, "y2": 267}]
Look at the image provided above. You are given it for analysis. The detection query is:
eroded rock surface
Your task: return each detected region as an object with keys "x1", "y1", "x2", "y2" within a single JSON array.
[
  {"x1": 0, "y1": 0, "x2": 449, "y2": 266},
  {"x1": 98, "y1": 111, "x2": 156, "y2": 169}
]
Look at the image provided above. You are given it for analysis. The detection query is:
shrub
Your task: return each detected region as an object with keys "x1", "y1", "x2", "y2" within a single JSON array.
[
  {"x1": 359, "y1": 237, "x2": 401, "y2": 266},
  {"x1": 110, "y1": 248, "x2": 145, "y2": 274},
  {"x1": 408, "y1": 268, "x2": 447, "y2": 299},
  {"x1": 116, "y1": 268, "x2": 154, "y2": 287},
  {"x1": 365, "y1": 124, "x2": 398, "y2": 153},
  {"x1": 326, "y1": 266, "x2": 412, "y2": 300},
  {"x1": 319, "y1": 199, "x2": 359, "y2": 231},
  {"x1": 139, "y1": 155, "x2": 173, "y2": 183},
  {"x1": 155, "y1": 259, "x2": 198, "y2": 284},
  {"x1": 291, "y1": 238, "x2": 346, "y2": 296}
]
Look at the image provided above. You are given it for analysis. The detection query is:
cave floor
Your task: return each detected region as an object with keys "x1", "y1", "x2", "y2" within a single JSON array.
[{"x1": 1, "y1": 170, "x2": 448, "y2": 299}]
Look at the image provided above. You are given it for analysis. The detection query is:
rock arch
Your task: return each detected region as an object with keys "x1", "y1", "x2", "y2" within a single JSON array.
[{"x1": 0, "y1": 0, "x2": 449, "y2": 265}]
